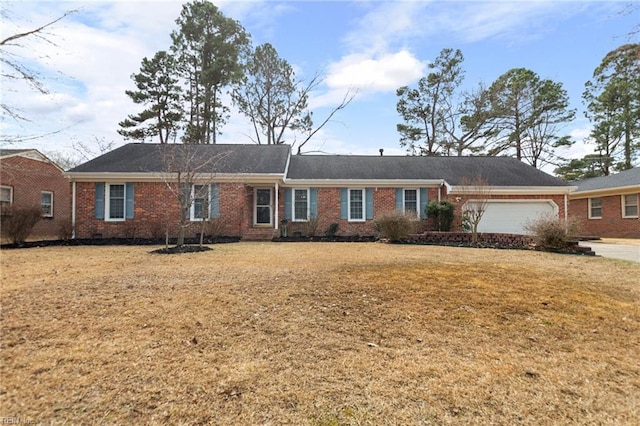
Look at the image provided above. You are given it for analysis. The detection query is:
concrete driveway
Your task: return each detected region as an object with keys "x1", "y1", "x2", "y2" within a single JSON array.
[{"x1": 579, "y1": 240, "x2": 640, "y2": 263}]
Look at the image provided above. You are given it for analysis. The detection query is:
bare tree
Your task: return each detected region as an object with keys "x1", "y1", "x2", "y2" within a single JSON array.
[
  {"x1": 1, "y1": 7, "x2": 78, "y2": 136},
  {"x1": 158, "y1": 144, "x2": 230, "y2": 248},
  {"x1": 459, "y1": 175, "x2": 492, "y2": 243}
]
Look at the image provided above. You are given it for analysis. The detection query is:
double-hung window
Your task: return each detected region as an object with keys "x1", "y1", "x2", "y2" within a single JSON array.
[
  {"x1": 41, "y1": 191, "x2": 53, "y2": 217},
  {"x1": 623, "y1": 194, "x2": 639, "y2": 218},
  {"x1": 589, "y1": 197, "x2": 602, "y2": 219},
  {"x1": 404, "y1": 189, "x2": 418, "y2": 216},
  {"x1": 349, "y1": 189, "x2": 365, "y2": 221},
  {"x1": 191, "y1": 184, "x2": 210, "y2": 220},
  {"x1": 106, "y1": 184, "x2": 126, "y2": 220},
  {"x1": 293, "y1": 188, "x2": 309, "y2": 221}
]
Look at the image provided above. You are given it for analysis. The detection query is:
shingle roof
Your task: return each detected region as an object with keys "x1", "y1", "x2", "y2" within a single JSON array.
[
  {"x1": 69, "y1": 143, "x2": 291, "y2": 174},
  {"x1": 287, "y1": 155, "x2": 569, "y2": 187},
  {"x1": 572, "y1": 167, "x2": 640, "y2": 192}
]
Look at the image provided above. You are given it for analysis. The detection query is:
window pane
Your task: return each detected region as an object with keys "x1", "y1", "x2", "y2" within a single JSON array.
[
  {"x1": 193, "y1": 185, "x2": 209, "y2": 219},
  {"x1": 0, "y1": 187, "x2": 11, "y2": 203},
  {"x1": 257, "y1": 189, "x2": 271, "y2": 205},
  {"x1": 350, "y1": 189, "x2": 363, "y2": 220},
  {"x1": 41, "y1": 192, "x2": 52, "y2": 216},
  {"x1": 590, "y1": 198, "x2": 602, "y2": 218},
  {"x1": 294, "y1": 189, "x2": 308, "y2": 221},
  {"x1": 624, "y1": 195, "x2": 638, "y2": 217},
  {"x1": 109, "y1": 185, "x2": 125, "y2": 219},
  {"x1": 404, "y1": 189, "x2": 417, "y2": 214}
]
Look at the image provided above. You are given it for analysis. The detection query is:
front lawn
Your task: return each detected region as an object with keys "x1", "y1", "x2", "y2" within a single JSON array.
[{"x1": 1, "y1": 242, "x2": 638, "y2": 425}]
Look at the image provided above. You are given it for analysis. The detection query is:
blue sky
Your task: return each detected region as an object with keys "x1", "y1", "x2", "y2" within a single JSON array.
[{"x1": 1, "y1": 0, "x2": 638, "y2": 171}]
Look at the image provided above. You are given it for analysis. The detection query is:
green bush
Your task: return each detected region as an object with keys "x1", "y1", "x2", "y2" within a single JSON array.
[
  {"x1": 1, "y1": 206, "x2": 42, "y2": 244},
  {"x1": 426, "y1": 200, "x2": 455, "y2": 231},
  {"x1": 375, "y1": 212, "x2": 416, "y2": 242},
  {"x1": 524, "y1": 215, "x2": 581, "y2": 250},
  {"x1": 324, "y1": 222, "x2": 339, "y2": 237}
]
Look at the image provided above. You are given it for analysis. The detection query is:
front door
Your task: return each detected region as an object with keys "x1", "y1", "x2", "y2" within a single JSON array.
[{"x1": 254, "y1": 188, "x2": 273, "y2": 226}]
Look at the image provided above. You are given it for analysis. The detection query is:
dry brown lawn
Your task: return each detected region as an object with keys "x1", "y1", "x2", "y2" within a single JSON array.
[{"x1": 1, "y1": 242, "x2": 639, "y2": 425}]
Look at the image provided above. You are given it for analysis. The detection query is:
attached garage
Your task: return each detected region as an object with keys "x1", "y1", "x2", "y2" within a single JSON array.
[{"x1": 471, "y1": 200, "x2": 559, "y2": 234}]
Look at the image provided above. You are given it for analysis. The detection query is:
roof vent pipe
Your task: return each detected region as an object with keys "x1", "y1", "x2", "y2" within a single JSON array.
[{"x1": 379, "y1": 148, "x2": 384, "y2": 156}]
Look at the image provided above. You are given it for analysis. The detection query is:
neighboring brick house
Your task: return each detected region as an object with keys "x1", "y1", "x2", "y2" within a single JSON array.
[
  {"x1": 65, "y1": 143, "x2": 573, "y2": 240},
  {"x1": 0, "y1": 149, "x2": 71, "y2": 239},
  {"x1": 569, "y1": 168, "x2": 640, "y2": 239}
]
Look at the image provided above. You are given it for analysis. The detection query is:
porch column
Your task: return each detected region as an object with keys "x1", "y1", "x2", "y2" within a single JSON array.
[{"x1": 275, "y1": 181, "x2": 279, "y2": 230}]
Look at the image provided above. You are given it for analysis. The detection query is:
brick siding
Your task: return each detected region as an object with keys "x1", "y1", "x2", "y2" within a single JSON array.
[
  {"x1": 569, "y1": 194, "x2": 640, "y2": 238},
  {"x1": 1, "y1": 155, "x2": 71, "y2": 239},
  {"x1": 74, "y1": 180, "x2": 571, "y2": 239}
]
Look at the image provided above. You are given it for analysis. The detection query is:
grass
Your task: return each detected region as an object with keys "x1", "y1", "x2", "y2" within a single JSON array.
[{"x1": 1, "y1": 242, "x2": 639, "y2": 425}]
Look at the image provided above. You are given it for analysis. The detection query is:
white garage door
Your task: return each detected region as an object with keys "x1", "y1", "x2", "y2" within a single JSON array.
[{"x1": 472, "y1": 200, "x2": 558, "y2": 234}]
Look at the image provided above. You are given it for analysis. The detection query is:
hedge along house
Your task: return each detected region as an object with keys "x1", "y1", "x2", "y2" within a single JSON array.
[
  {"x1": 569, "y1": 167, "x2": 640, "y2": 239},
  {"x1": 65, "y1": 143, "x2": 573, "y2": 240}
]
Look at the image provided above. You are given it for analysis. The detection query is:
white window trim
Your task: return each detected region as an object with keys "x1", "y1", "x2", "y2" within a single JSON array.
[
  {"x1": 190, "y1": 184, "x2": 210, "y2": 221},
  {"x1": 292, "y1": 188, "x2": 310, "y2": 222},
  {"x1": 588, "y1": 197, "x2": 602, "y2": 219},
  {"x1": 622, "y1": 194, "x2": 639, "y2": 219},
  {"x1": 348, "y1": 188, "x2": 366, "y2": 222},
  {"x1": 0, "y1": 185, "x2": 13, "y2": 205},
  {"x1": 402, "y1": 188, "x2": 420, "y2": 218},
  {"x1": 41, "y1": 191, "x2": 53, "y2": 217},
  {"x1": 105, "y1": 183, "x2": 126, "y2": 222}
]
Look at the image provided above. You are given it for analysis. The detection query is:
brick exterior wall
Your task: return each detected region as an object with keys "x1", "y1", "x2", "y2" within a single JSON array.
[
  {"x1": 74, "y1": 180, "x2": 571, "y2": 239},
  {"x1": 74, "y1": 181, "x2": 250, "y2": 239},
  {"x1": 1, "y1": 155, "x2": 71, "y2": 239},
  {"x1": 569, "y1": 194, "x2": 640, "y2": 238}
]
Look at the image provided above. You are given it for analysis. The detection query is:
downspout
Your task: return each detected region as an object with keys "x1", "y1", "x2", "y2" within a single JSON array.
[
  {"x1": 71, "y1": 181, "x2": 76, "y2": 239},
  {"x1": 275, "y1": 181, "x2": 279, "y2": 230},
  {"x1": 564, "y1": 193, "x2": 568, "y2": 223}
]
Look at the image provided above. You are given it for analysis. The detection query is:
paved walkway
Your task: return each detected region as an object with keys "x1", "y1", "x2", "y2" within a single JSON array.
[{"x1": 579, "y1": 241, "x2": 640, "y2": 263}]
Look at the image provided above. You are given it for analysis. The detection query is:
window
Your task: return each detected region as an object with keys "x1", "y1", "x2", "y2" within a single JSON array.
[
  {"x1": 293, "y1": 188, "x2": 309, "y2": 221},
  {"x1": 106, "y1": 184, "x2": 125, "y2": 220},
  {"x1": 589, "y1": 197, "x2": 602, "y2": 219},
  {"x1": 404, "y1": 189, "x2": 418, "y2": 215},
  {"x1": 623, "y1": 194, "x2": 639, "y2": 218},
  {"x1": 349, "y1": 189, "x2": 365, "y2": 221},
  {"x1": 0, "y1": 186, "x2": 12, "y2": 206},
  {"x1": 191, "y1": 184, "x2": 210, "y2": 220},
  {"x1": 41, "y1": 191, "x2": 53, "y2": 217}
]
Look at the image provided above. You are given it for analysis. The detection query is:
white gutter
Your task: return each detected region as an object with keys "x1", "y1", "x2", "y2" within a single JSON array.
[
  {"x1": 63, "y1": 172, "x2": 286, "y2": 184},
  {"x1": 448, "y1": 185, "x2": 575, "y2": 195},
  {"x1": 281, "y1": 178, "x2": 446, "y2": 187}
]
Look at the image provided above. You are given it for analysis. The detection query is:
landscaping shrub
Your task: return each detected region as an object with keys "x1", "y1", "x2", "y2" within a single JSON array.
[
  {"x1": 305, "y1": 216, "x2": 320, "y2": 237},
  {"x1": 375, "y1": 212, "x2": 417, "y2": 242},
  {"x1": 524, "y1": 215, "x2": 581, "y2": 250},
  {"x1": 1, "y1": 206, "x2": 42, "y2": 244},
  {"x1": 426, "y1": 200, "x2": 455, "y2": 231},
  {"x1": 203, "y1": 218, "x2": 224, "y2": 237},
  {"x1": 324, "y1": 222, "x2": 339, "y2": 237},
  {"x1": 57, "y1": 217, "x2": 73, "y2": 241}
]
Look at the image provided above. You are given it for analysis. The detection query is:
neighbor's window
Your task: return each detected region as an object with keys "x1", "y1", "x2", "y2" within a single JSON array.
[
  {"x1": 293, "y1": 188, "x2": 309, "y2": 221},
  {"x1": 623, "y1": 194, "x2": 638, "y2": 218},
  {"x1": 589, "y1": 197, "x2": 602, "y2": 219},
  {"x1": 106, "y1": 184, "x2": 125, "y2": 220},
  {"x1": 41, "y1": 191, "x2": 53, "y2": 217},
  {"x1": 404, "y1": 189, "x2": 418, "y2": 216},
  {"x1": 349, "y1": 189, "x2": 365, "y2": 221},
  {"x1": 0, "y1": 186, "x2": 12, "y2": 206},
  {"x1": 191, "y1": 184, "x2": 210, "y2": 220}
]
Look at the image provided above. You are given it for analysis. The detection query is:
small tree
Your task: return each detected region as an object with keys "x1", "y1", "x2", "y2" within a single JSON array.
[
  {"x1": 459, "y1": 175, "x2": 491, "y2": 243},
  {"x1": 158, "y1": 144, "x2": 229, "y2": 248}
]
